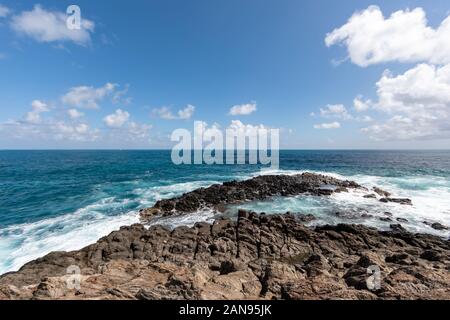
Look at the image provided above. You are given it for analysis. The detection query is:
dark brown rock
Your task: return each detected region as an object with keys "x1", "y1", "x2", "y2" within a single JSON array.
[
  {"x1": 431, "y1": 223, "x2": 449, "y2": 231},
  {"x1": 141, "y1": 173, "x2": 362, "y2": 221},
  {"x1": 373, "y1": 187, "x2": 391, "y2": 197},
  {"x1": 1, "y1": 212, "x2": 449, "y2": 300},
  {"x1": 379, "y1": 198, "x2": 413, "y2": 205}
]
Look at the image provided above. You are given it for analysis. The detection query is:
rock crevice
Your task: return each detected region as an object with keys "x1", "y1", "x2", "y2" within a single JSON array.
[{"x1": 1, "y1": 211, "x2": 449, "y2": 300}]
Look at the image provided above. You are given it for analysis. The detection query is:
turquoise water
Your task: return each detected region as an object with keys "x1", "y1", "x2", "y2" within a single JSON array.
[{"x1": 1, "y1": 150, "x2": 450, "y2": 274}]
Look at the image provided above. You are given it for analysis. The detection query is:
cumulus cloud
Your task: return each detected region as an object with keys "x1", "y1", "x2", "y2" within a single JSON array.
[
  {"x1": 25, "y1": 100, "x2": 50, "y2": 123},
  {"x1": 325, "y1": 6, "x2": 450, "y2": 67},
  {"x1": 313, "y1": 122, "x2": 341, "y2": 129},
  {"x1": 362, "y1": 63, "x2": 450, "y2": 140},
  {"x1": 353, "y1": 96, "x2": 372, "y2": 112},
  {"x1": 67, "y1": 108, "x2": 84, "y2": 119},
  {"x1": 320, "y1": 104, "x2": 352, "y2": 120},
  {"x1": 153, "y1": 105, "x2": 195, "y2": 120},
  {"x1": 229, "y1": 102, "x2": 257, "y2": 116},
  {"x1": 178, "y1": 104, "x2": 195, "y2": 119},
  {"x1": 62, "y1": 83, "x2": 116, "y2": 109},
  {"x1": 127, "y1": 122, "x2": 152, "y2": 140},
  {"x1": 52, "y1": 121, "x2": 99, "y2": 141},
  {"x1": 0, "y1": 4, "x2": 10, "y2": 18},
  {"x1": 0, "y1": 96, "x2": 151, "y2": 146},
  {"x1": 104, "y1": 109, "x2": 130, "y2": 128},
  {"x1": 10, "y1": 5, "x2": 94, "y2": 46},
  {"x1": 0, "y1": 118, "x2": 100, "y2": 142}
]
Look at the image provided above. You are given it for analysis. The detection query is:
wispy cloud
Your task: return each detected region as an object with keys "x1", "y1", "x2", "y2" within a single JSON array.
[
  {"x1": 229, "y1": 102, "x2": 257, "y2": 116},
  {"x1": 62, "y1": 83, "x2": 117, "y2": 109},
  {"x1": 0, "y1": 4, "x2": 10, "y2": 18},
  {"x1": 153, "y1": 104, "x2": 195, "y2": 120},
  {"x1": 313, "y1": 121, "x2": 341, "y2": 129}
]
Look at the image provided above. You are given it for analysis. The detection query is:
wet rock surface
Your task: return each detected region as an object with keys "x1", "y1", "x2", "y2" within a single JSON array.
[
  {"x1": 379, "y1": 198, "x2": 413, "y2": 205},
  {"x1": 1, "y1": 173, "x2": 449, "y2": 300},
  {"x1": 1, "y1": 211, "x2": 449, "y2": 300},
  {"x1": 139, "y1": 173, "x2": 362, "y2": 221}
]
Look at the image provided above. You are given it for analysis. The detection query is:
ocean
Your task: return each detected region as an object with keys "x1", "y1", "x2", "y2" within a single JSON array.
[{"x1": 1, "y1": 150, "x2": 450, "y2": 274}]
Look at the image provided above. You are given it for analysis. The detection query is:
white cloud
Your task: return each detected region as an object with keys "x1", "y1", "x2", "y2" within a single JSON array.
[
  {"x1": 0, "y1": 97, "x2": 151, "y2": 145},
  {"x1": 152, "y1": 106, "x2": 173, "y2": 119},
  {"x1": 153, "y1": 104, "x2": 195, "y2": 120},
  {"x1": 229, "y1": 102, "x2": 257, "y2": 116},
  {"x1": 127, "y1": 122, "x2": 152, "y2": 140},
  {"x1": 10, "y1": 5, "x2": 95, "y2": 46},
  {"x1": 67, "y1": 108, "x2": 84, "y2": 119},
  {"x1": 0, "y1": 119, "x2": 100, "y2": 142},
  {"x1": 315, "y1": 103, "x2": 372, "y2": 124},
  {"x1": 319, "y1": 104, "x2": 352, "y2": 119},
  {"x1": 52, "y1": 122, "x2": 99, "y2": 141},
  {"x1": 0, "y1": 4, "x2": 10, "y2": 18},
  {"x1": 104, "y1": 109, "x2": 130, "y2": 128},
  {"x1": 325, "y1": 6, "x2": 450, "y2": 67},
  {"x1": 177, "y1": 104, "x2": 195, "y2": 119},
  {"x1": 103, "y1": 120, "x2": 152, "y2": 144},
  {"x1": 62, "y1": 83, "x2": 116, "y2": 109},
  {"x1": 362, "y1": 63, "x2": 450, "y2": 140},
  {"x1": 313, "y1": 121, "x2": 341, "y2": 129},
  {"x1": 25, "y1": 100, "x2": 49, "y2": 123},
  {"x1": 353, "y1": 96, "x2": 371, "y2": 112}
]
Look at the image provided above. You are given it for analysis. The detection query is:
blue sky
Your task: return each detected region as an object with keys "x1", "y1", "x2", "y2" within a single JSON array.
[{"x1": 1, "y1": 0, "x2": 450, "y2": 149}]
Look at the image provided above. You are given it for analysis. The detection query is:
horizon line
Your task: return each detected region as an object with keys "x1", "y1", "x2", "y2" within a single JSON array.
[{"x1": 1, "y1": 148, "x2": 450, "y2": 151}]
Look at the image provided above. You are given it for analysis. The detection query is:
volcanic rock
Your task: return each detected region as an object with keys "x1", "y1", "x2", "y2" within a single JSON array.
[
  {"x1": 379, "y1": 198, "x2": 413, "y2": 205},
  {"x1": 1, "y1": 211, "x2": 449, "y2": 300},
  {"x1": 140, "y1": 173, "x2": 362, "y2": 221}
]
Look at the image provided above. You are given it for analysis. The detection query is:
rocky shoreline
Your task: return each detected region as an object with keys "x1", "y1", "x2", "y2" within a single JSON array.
[
  {"x1": 1, "y1": 173, "x2": 449, "y2": 300},
  {"x1": 140, "y1": 172, "x2": 414, "y2": 221}
]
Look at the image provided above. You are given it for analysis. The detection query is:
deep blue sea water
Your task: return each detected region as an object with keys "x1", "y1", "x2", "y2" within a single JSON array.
[{"x1": 1, "y1": 150, "x2": 450, "y2": 274}]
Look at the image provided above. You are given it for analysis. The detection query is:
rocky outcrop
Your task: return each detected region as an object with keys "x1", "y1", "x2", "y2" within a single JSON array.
[
  {"x1": 1, "y1": 211, "x2": 449, "y2": 300},
  {"x1": 379, "y1": 198, "x2": 413, "y2": 206},
  {"x1": 423, "y1": 221, "x2": 449, "y2": 231},
  {"x1": 373, "y1": 187, "x2": 391, "y2": 198},
  {"x1": 1, "y1": 173, "x2": 447, "y2": 300},
  {"x1": 140, "y1": 173, "x2": 361, "y2": 221}
]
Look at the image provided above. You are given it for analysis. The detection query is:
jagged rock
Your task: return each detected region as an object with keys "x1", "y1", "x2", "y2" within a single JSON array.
[
  {"x1": 420, "y1": 250, "x2": 443, "y2": 262},
  {"x1": 379, "y1": 198, "x2": 413, "y2": 205},
  {"x1": 1, "y1": 212, "x2": 449, "y2": 300},
  {"x1": 141, "y1": 173, "x2": 362, "y2": 221},
  {"x1": 431, "y1": 223, "x2": 449, "y2": 231},
  {"x1": 423, "y1": 221, "x2": 449, "y2": 230},
  {"x1": 390, "y1": 224, "x2": 407, "y2": 232},
  {"x1": 297, "y1": 214, "x2": 316, "y2": 223},
  {"x1": 1, "y1": 174, "x2": 448, "y2": 300},
  {"x1": 373, "y1": 187, "x2": 391, "y2": 197}
]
